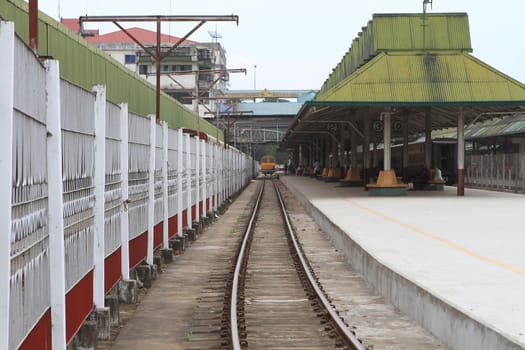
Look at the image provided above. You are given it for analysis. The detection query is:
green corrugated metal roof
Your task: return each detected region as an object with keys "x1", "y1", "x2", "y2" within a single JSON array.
[
  {"x1": 372, "y1": 13, "x2": 471, "y2": 52},
  {"x1": 316, "y1": 52, "x2": 525, "y2": 104},
  {"x1": 320, "y1": 13, "x2": 472, "y2": 95}
]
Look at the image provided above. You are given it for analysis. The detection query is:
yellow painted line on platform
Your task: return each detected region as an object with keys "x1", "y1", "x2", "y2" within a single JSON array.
[{"x1": 343, "y1": 198, "x2": 525, "y2": 277}]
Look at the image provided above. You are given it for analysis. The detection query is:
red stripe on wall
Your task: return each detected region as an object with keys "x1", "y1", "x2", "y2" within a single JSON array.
[
  {"x1": 191, "y1": 204, "x2": 196, "y2": 222},
  {"x1": 104, "y1": 248, "x2": 122, "y2": 293},
  {"x1": 168, "y1": 215, "x2": 178, "y2": 238},
  {"x1": 19, "y1": 309, "x2": 52, "y2": 350},
  {"x1": 198, "y1": 201, "x2": 203, "y2": 217},
  {"x1": 154, "y1": 222, "x2": 163, "y2": 249},
  {"x1": 129, "y1": 232, "x2": 147, "y2": 269},
  {"x1": 182, "y1": 209, "x2": 188, "y2": 228},
  {"x1": 206, "y1": 198, "x2": 210, "y2": 212},
  {"x1": 66, "y1": 270, "x2": 94, "y2": 344}
]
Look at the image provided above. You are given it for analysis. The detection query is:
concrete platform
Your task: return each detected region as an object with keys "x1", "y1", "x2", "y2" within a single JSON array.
[{"x1": 281, "y1": 176, "x2": 525, "y2": 350}]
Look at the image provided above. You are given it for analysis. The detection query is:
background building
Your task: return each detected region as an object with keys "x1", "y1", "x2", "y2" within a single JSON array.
[{"x1": 62, "y1": 18, "x2": 228, "y2": 119}]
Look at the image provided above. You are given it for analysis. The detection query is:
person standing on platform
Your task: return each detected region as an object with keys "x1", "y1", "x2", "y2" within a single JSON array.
[{"x1": 313, "y1": 159, "x2": 321, "y2": 175}]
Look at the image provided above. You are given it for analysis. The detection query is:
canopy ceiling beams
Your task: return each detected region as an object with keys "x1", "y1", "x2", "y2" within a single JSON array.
[{"x1": 283, "y1": 104, "x2": 525, "y2": 149}]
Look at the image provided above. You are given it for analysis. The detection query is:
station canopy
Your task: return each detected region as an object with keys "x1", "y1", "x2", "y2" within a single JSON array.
[{"x1": 282, "y1": 13, "x2": 525, "y2": 146}]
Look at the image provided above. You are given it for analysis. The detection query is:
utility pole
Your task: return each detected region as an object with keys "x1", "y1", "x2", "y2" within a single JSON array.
[{"x1": 79, "y1": 15, "x2": 239, "y2": 124}]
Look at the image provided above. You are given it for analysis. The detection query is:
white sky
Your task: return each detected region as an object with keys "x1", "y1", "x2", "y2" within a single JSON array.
[{"x1": 38, "y1": 0, "x2": 525, "y2": 91}]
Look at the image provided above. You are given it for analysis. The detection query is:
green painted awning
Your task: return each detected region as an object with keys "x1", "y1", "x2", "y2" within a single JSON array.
[{"x1": 316, "y1": 52, "x2": 525, "y2": 104}]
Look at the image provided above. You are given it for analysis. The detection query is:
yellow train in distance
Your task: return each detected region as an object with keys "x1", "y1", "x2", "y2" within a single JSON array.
[{"x1": 260, "y1": 155, "x2": 277, "y2": 176}]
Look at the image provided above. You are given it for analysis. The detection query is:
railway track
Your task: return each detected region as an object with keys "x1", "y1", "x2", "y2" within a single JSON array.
[
  {"x1": 167, "y1": 178, "x2": 442, "y2": 349},
  {"x1": 228, "y1": 179, "x2": 366, "y2": 350}
]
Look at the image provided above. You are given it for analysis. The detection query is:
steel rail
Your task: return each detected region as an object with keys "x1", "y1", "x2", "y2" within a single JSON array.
[
  {"x1": 230, "y1": 180, "x2": 265, "y2": 350},
  {"x1": 273, "y1": 181, "x2": 366, "y2": 350}
]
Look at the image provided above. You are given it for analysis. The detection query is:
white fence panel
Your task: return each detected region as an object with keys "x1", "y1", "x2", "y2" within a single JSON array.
[
  {"x1": 60, "y1": 80, "x2": 96, "y2": 291},
  {"x1": 128, "y1": 113, "x2": 150, "y2": 240},
  {"x1": 206, "y1": 143, "x2": 213, "y2": 213},
  {"x1": 105, "y1": 102, "x2": 122, "y2": 257},
  {"x1": 466, "y1": 153, "x2": 525, "y2": 193},
  {"x1": 10, "y1": 97, "x2": 50, "y2": 349},
  {"x1": 13, "y1": 36, "x2": 46, "y2": 124}
]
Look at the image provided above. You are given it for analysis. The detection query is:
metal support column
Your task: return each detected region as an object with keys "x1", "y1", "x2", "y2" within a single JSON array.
[
  {"x1": 299, "y1": 145, "x2": 303, "y2": 168},
  {"x1": 340, "y1": 128, "x2": 346, "y2": 169},
  {"x1": 425, "y1": 108, "x2": 432, "y2": 168},
  {"x1": 383, "y1": 112, "x2": 392, "y2": 170},
  {"x1": 363, "y1": 117, "x2": 370, "y2": 188},
  {"x1": 403, "y1": 112, "x2": 409, "y2": 181},
  {"x1": 331, "y1": 137, "x2": 337, "y2": 168},
  {"x1": 372, "y1": 142, "x2": 378, "y2": 169},
  {"x1": 457, "y1": 109, "x2": 465, "y2": 196},
  {"x1": 28, "y1": 0, "x2": 38, "y2": 51},
  {"x1": 350, "y1": 130, "x2": 357, "y2": 169}
]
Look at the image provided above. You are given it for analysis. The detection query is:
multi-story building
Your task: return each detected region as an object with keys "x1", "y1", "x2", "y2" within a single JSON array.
[{"x1": 62, "y1": 18, "x2": 227, "y2": 119}]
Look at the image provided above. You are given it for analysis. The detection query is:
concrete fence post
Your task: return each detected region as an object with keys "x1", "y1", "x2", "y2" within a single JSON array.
[
  {"x1": 185, "y1": 133, "x2": 192, "y2": 228},
  {"x1": 119, "y1": 103, "x2": 130, "y2": 280},
  {"x1": 201, "y1": 139, "x2": 207, "y2": 214},
  {"x1": 0, "y1": 21, "x2": 15, "y2": 350},
  {"x1": 46, "y1": 59, "x2": 67, "y2": 350},
  {"x1": 147, "y1": 115, "x2": 156, "y2": 264},
  {"x1": 162, "y1": 121, "x2": 169, "y2": 248},
  {"x1": 213, "y1": 144, "x2": 218, "y2": 212},
  {"x1": 92, "y1": 85, "x2": 107, "y2": 308},
  {"x1": 195, "y1": 136, "x2": 200, "y2": 223},
  {"x1": 177, "y1": 129, "x2": 183, "y2": 237}
]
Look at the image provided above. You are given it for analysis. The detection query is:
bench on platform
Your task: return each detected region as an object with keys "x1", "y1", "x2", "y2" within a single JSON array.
[
  {"x1": 367, "y1": 169, "x2": 408, "y2": 196},
  {"x1": 425, "y1": 179, "x2": 446, "y2": 190},
  {"x1": 323, "y1": 168, "x2": 343, "y2": 182},
  {"x1": 302, "y1": 167, "x2": 314, "y2": 177},
  {"x1": 316, "y1": 167, "x2": 329, "y2": 180},
  {"x1": 339, "y1": 168, "x2": 363, "y2": 187}
]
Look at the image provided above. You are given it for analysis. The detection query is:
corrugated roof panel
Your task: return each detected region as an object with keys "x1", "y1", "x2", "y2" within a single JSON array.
[
  {"x1": 319, "y1": 13, "x2": 473, "y2": 96},
  {"x1": 351, "y1": 37, "x2": 360, "y2": 71},
  {"x1": 364, "y1": 23, "x2": 375, "y2": 58},
  {"x1": 317, "y1": 52, "x2": 525, "y2": 103},
  {"x1": 502, "y1": 120, "x2": 525, "y2": 133},
  {"x1": 372, "y1": 13, "x2": 472, "y2": 52},
  {"x1": 433, "y1": 115, "x2": 525, "y2": 140}
]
